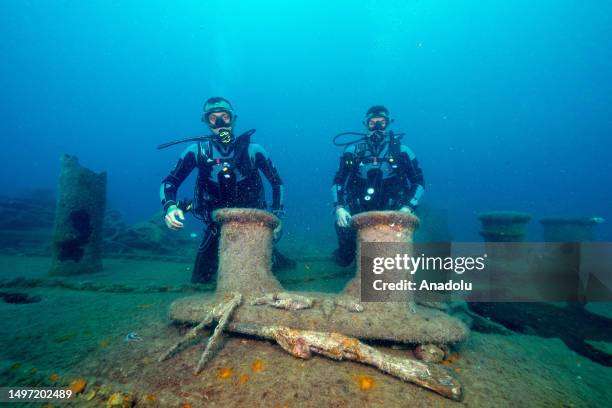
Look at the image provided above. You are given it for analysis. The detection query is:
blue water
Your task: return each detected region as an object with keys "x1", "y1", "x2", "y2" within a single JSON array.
[
  {"x1": 1, "y1": 3, "x2": 612, "y2": 406},
  {"x1": 1, "y1": 0, "x2": 611, "y2": 240}
]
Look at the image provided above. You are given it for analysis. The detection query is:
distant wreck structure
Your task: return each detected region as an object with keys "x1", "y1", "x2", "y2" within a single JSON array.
[
  {"x1": 478, "y1": 211, "x2": 532, "y2": 242},
  {"x1": 49, "y1": 155, "x2": 107, "y2": 276},
  {"x1": 540, "y1": 216, "x2": 605, "y2": 242},
  {"x1": 166, "y1": 208, "x2": 466, "y2": 401}
]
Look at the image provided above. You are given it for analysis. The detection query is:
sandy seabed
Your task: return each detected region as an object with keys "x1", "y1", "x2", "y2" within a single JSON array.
[{"x1": 0, "y1": 254, "x2": 611, "y2": 407}]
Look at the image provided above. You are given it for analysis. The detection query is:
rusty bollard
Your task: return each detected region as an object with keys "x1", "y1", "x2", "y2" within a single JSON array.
[
  {"x1": 49, "y1": 155, "x2": 107, "y2": 276},
  {"x1": 342, "y1": 211, "x2": 419, "y2": 301},
  {"x1": 213, "y1": 208, "x2": 282, "y2": 296}
]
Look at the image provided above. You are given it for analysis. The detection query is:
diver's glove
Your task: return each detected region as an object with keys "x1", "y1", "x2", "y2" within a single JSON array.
[
  {"x1": 271, "y1": 209, "x2": 284, "y2": 243},
  {"x1": 335, "y1": 206, "x2": 352, "y2": 228},
  {"x1": 273, "y1": 222, "x2": 283, "y2": 243},
  {"x1": 164, "y1": 205, "x2": 185, "y2": 230},
  {"x1": 399, "y1": 206, "x2": 414, "y2": 214}
]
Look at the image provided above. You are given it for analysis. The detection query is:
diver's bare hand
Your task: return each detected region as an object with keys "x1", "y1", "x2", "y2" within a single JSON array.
[
  {"x1": 165, "y1": 205, "x2": 184, "y2": 230},
  {"x1": 335, "y1": 206, "x2": 352, "y2": 228}
]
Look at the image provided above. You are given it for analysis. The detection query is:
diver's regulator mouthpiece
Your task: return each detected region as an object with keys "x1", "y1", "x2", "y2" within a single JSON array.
[
  {"x1": 217, "y1": 129, "x2": 233, "y2": 144},
  {"x1": 369, "y1": 129, "x2": 385, "y2": 144}
]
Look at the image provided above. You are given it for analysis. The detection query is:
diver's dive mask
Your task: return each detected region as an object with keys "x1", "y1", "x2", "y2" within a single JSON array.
[
  {"x1": 207, "y1": 112, "x2": 233, "y2": 129},
  {"x1": 369, "y1": 120, "x2": 387, "y2": 132},
  {"x1": 366, "y1": 116, "x2": 389, "y2": 145}
]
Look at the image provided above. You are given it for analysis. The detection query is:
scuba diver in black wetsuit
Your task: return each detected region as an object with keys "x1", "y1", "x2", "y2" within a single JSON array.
[
  {"x1": 160, "y1": 97, "x2": 294, "y2": 283},
  {"x1": 331, "y1": 105, "x2": 425, "y2": 266}
]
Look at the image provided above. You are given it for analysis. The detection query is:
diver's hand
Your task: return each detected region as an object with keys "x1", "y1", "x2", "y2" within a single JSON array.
[
  {"x1": 399, "y1": 206, "x2": 414, "y2": 214},
  {"x1": 273, "y1": 222, "x2": 283, "y2": 243},
  {"x1": 164, "y1": 205, "x2": 184, "y2": 230},
  {"x1": 335, "y1": 207, "x2": 352, "y2": 228}
]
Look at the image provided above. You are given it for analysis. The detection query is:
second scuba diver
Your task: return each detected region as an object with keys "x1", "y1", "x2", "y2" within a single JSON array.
[
  {"x1": 331, "y1": 105, "x2": 425, "y2": 266},
  {"x1": 160, "y1": 97, "x2": 294, "y2": 283}
]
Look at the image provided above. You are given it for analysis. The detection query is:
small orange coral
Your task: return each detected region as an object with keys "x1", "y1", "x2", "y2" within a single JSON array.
[
  {"x1": 123, "y1": 394, "x2": 134, "y2": 406},
  {"x1": 442, "y1": 352, "x2": 460, "y2": 365},
  {"x1": 251, "y1": 359, "x2": 265, "y2": 373},
  {"x1": 144, "y1": 393, "x2": 157, "y2": 401},
  {"x1": 341, "y1": 338, "x2": 359, "y2": 349},
  {"x1": 238, "y1": 374, "x2": 249, "y2": 385},
  {"x1": 356, "y1": 375, "x2": 376, "y2": 391},
  {"x1": 180, "y1": 404, "x2": 193, "y2": 408},
  {"x1": 49, "y1": 373, "x2": 60, "y2": 382},
  {"x1": 217, "y1": 367, "x2": 233, "y2": 380},
  {"x1": 69, "y1": 378, "x2": 87, "y2": 394}
]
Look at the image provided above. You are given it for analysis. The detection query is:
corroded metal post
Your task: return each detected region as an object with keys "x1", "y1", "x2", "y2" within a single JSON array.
[
  {"x1": 478, "y1": 211, "x2": 531, "y2": 263},
  {"x1": 478, "y1": 211, "x2": 531, "y2": 242},
  {"x1": 343, "y1": 211, "x2": 419, "y2": 299},
  {"x1": 49, "y1": 155, "x2": 107, "y2": 276},
  {"x1": 169, "y1": 208, "x2": 468, "y2": 352},
  {"x1": 540, "y1": 217, "x2": 604, "y2": 242},
  {"x1": 213, "y1": 208, "x2": 282, "y2": 295}
]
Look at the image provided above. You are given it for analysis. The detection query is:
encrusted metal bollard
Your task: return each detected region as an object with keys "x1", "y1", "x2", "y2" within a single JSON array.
[
  {"x1": 478, "y1": 211, "x2": 531, "y2": 242},
  {"x1": 537, "y1": 217, "x2": 605, "y2": 304},
  {"x1": 343, "y1": 211, "x2": 419, "y2": 300},
  {"x1": 477, "y1": 211, "x2": 532, "y2": 264},
  {"x1": 49, "y1": 155, "x2": 107, "y2": 276},
  {"x1": 212, "y1": 208, "x2": 282, "y2": 295},
  {"x1": 170, "y1": 208, "x2": 469, "y2": 348},
  {"x1": 164, "y1": 208, "x2": 465, "y2": 401}
]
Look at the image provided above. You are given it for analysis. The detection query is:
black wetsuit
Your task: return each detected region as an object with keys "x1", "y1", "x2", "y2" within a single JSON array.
[
  {"x1": 160, "y1": 131, "x2": 286, "y2": 282},
  {"x1": 331, "y1": 136, "x2": 424, "y2": 265}
]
